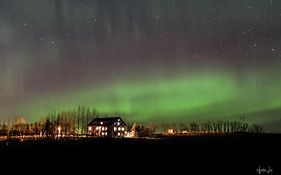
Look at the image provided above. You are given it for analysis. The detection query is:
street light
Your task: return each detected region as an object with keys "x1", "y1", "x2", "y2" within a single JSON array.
[
  {"x1": 58, "y1": 126, "x2": 61, "y2": 137},
  {"x1": 88, "y1": 126, "x2": 92, "y2": 136}
]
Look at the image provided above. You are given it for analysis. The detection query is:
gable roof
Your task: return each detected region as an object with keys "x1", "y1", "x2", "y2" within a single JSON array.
[{"x1": 88, "y1": 117, "x2": 126, "y2": 126}]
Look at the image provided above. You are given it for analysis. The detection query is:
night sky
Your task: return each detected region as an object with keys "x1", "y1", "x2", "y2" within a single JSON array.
[{"x1": 1, "y1": 0, "x2": 281, "y2": 132}]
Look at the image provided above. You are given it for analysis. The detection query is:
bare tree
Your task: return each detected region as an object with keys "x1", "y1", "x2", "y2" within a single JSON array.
[
  {"x1": 189, "y1": 122, "x2": 199, "y2": 133},
  {"x1": 249, "y1": 124, "x2": 264, "y2": 133}
]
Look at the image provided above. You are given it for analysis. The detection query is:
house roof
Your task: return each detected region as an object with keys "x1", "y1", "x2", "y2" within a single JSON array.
[{"x1": 88, "y1": 117, "x2": 126, "y2": 126}]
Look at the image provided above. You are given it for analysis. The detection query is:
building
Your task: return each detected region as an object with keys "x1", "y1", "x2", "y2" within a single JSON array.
[{"x1": 87, "y1": 117, "x2": 127, "y2": 138}]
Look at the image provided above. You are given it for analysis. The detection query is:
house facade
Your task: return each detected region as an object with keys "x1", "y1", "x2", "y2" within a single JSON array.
[{"x1": 87, "y1": 117, "x2": 127, "y2": 138}]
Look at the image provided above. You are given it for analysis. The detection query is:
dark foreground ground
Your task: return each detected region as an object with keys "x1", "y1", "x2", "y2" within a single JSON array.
[{"x1": 0, "y1": 134, "x2": 280, "y2": 174}]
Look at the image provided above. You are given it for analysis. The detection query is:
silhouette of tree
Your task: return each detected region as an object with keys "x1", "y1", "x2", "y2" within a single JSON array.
[
  {"x1": 189, "y1": 122, "x2": 199, "y2": 133},
  {"x1": 179, "y1": 123, "x2": 188, "y2": 132},
  {"x1": 249, "y1": 124, "x2": 264, "y2": 133},
  {"x1": 45, "y1": 119, "x2": 51, "y2": 137}
]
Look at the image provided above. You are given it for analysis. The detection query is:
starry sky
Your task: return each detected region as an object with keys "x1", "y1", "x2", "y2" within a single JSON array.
[{"x1": 1, "y1": 0, "x2": 281, "y2": 132}]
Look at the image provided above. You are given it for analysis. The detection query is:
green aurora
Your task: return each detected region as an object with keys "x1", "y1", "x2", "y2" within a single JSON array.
[
  {"x1": 1, "y1": 0, "x2": 281, "y2": 133},
  {"x1": 20, "y1": 67, "x2": 281, "y2": 132}
]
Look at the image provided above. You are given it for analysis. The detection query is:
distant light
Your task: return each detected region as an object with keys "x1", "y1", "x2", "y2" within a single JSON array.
[
  {"x1": 114, "y1": 127, "x2": 117, "y2": 131},
  {"x1": 121, "y1": 127, "x2": 125, "y2": 131},
  {"x1": 88, "y1": 126, "x2": 92, "y2": 131},
  {"x1": 57, "y1": 126, "x2": 61, "y2": 136},
  {"x1": 100, "y1": 122, "x2": 103, "y2": 125},
  {"x1": 168, "y1": 129, "x2": 173, "y2": 134}
]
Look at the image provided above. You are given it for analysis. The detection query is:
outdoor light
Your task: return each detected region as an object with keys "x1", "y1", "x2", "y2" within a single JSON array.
[
  {"x1": 88, "y1": 126, "x2": 92, "y2": 131},
  {"x1": 58, "y1": 126, "x2": 61, "y2": 136}
]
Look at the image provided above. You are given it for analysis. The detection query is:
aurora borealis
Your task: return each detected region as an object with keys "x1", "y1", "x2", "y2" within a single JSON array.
[{"x1": 1, "y1": 0, "x2": 281, "y2": 132}]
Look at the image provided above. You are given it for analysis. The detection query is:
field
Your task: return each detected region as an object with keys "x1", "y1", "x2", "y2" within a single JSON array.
[{"x1": 0, "y1": 134, "x2": 280, "y2": 174}]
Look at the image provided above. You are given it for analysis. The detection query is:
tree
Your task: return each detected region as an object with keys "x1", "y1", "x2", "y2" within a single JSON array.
[
  {"x1": 249, "y1": 124, "x2": 264, "y2": 134},
  {"x1": 179, "y1": 123, "x2": 188, "y2": 132},
  {"x1": 189, "y1": 122, "x2": 199, "y2": 133},
  {"x1": 131, "y1": 123, "x2": 140, "y2": 138},
  {"x1": 0, "y1": 123, "x2": 9, "y2": 136},
  {"x1": 45, "y1": 119, "x2": 51, "y2": 137}
]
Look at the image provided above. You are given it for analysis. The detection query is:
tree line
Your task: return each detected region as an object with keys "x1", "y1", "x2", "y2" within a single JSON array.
[
  {"x1": 0, "y1": 106, "x2": 264, "y2": 138},
  {"x1": 0, "y1": 105, "x2": 99, "y2": 137},
  {"x1": 129, "y1": 119, "x2": 264, "y2": 137},
  {"x1": 160, "y1": 119, "x2": 263, "y2": 135}
]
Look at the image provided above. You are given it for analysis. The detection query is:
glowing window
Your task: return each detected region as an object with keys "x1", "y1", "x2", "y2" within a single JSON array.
[
  {"x1": 118, "y1": 133, "x2": 120, "y2": 136},
  {"x1": 96, "y1": 127, "x2": 99, "y2": 130},
  {"x1": 100, "y1": 122, "x2": 103, "y2": 125},
  {"x1": 118, "y1": 127, "x2": 121, "y2": 131},
  {"x1": 105, "y1": 127, "x2": 107, "y2": 130},
  {"x1": 88, "y1": 126, "x2": 92, "y2": 131},
  {"x1": 121, "y1": 127, "x2": 125, "y2": 131},
  {"x1": 102, "y1": 127, "x2": 104, "y2": 131},
  {"x1": 117, "y1": 122, "x2": 120, "y2": 126},
  {"x1": 114, "y1": 127, "x2": 117, "y2": 131},
  {"x1": 105, "y1": 132, "x2": 107, "y2": 136},
  {"x1": 102, "y1": 132, "x2": 104, "y2": 136}
]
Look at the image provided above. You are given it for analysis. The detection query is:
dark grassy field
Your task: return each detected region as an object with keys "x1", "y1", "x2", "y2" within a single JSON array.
[{"x1": 0, "y1": 134, "x2": 280, "y2": 174}]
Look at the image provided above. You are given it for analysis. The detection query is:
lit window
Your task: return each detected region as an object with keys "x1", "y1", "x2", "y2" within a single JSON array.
[
  {"x1": 118, "y1": 127, "x2": 121, "y2": 131},
  {"x1": 121, "y1": 127, "x2": 125, "y2": 131},
  {"x1": 114, "y1": 127, "x2": 117, "y2": 131},
  {"x1": 105, "y1": 132, "x2": 107, "y2": 136},
  {"x1": 102, "y1": 127, "x2": 104, "y2": 131},
  {"x1": 100, "y1": 122, "x2": 103, "y2": 125},
  {"x1": 105, "y1": 127, "x2": 107, "y2": 130},
  {"x1": 96, "y1": 126, "x2": 99, "y2": 130},
  {"x1": 102, "y1": 132, "x2": 104, "y2": 136},
  {"x1": 117, "y1": 122, "x2": 120, "y2": 126},
  {"x1": 88, "y1": 126, "x2": 92, "y2": 131},
  {"x1": 118, "y1": 132, "x2": 120, "y2": 136}
]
